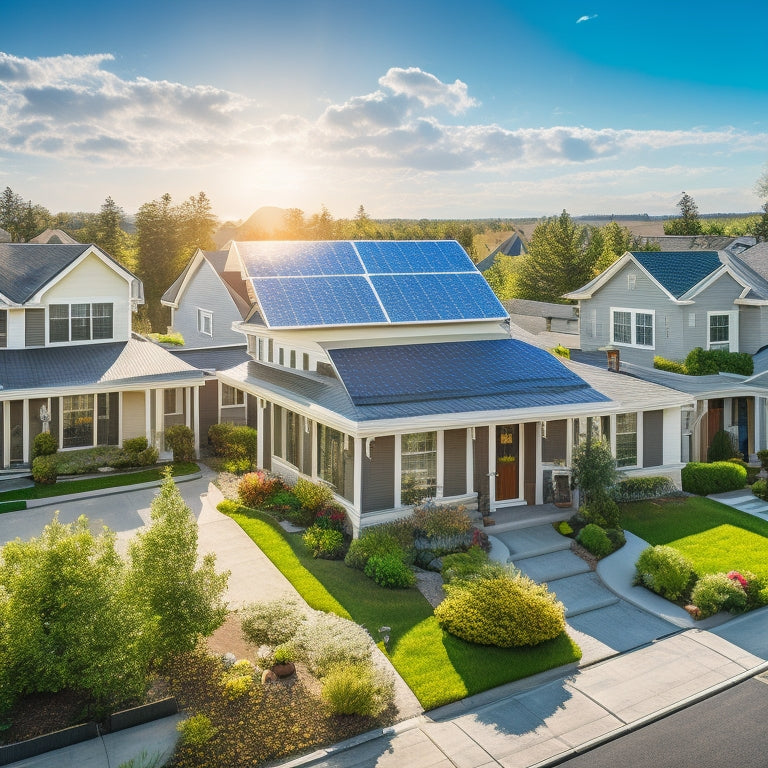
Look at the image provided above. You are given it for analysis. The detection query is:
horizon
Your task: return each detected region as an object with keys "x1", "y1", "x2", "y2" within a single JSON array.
[{"x1": 1, "y1": 1, "x2": 766, "y2": 221}]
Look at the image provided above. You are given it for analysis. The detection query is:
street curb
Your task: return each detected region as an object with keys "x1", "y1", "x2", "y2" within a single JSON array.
[{"x1": 24, "y1": 471, "x2": 203, "y2": 508}]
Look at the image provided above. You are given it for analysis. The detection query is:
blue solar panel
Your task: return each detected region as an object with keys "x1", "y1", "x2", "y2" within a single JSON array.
[
  {"x1": 355, "y1": 240, "x2": 473, "y2": 274},
  {"x1": 238, "y1": 241, "x2": 362, "y2": 277},
  {"x1": 253, "y1": 277, "x2": 387, "y2": 327},
  {"x1": 371, "y1": 273, "x2": 506, "y2": 322}
]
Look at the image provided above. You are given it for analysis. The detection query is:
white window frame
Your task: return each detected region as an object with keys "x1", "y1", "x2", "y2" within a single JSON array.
[
  {"x1": 48, "y1": 302, "x2": 114, "y2": 344},
  {"x1": 221, "y1": 383, "x2": 244, "y2": 407},
  {"x1": 707, "y1": 310, "x2": 738, "y2": 352},
  {"x1": 197, "y1": 308, "x2": 213, "y2": 336},
  {"x1": 615, "y1": 412, "x2": 639, "y2": 469},
  {"x1": 610, "y1": 307, "x2": 655, "y2": 349},
  {"x1": 164, "y1": 388, "x2": 183, "y2": 416}
]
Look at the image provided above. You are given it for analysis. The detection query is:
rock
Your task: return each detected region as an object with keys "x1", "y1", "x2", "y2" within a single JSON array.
[
  {"x1": 684, "y1": 605, "x2": 701, "y2": 619},
  {"x1": 261, "y1": 669, "x2": 278, "y2": 684},
  {"x1": 221, "y1": 652, "x2": 236, "y2": 668}
]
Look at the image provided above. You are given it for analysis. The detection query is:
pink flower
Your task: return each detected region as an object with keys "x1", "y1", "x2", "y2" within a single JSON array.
[{"x1": 727, "y1": 571, "x2": 748, "y2": 588}]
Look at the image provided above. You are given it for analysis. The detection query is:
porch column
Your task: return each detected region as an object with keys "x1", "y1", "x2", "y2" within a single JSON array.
[
  {"x1": 488, "y1": 425, "x2": 496, "y2": 510},
  {"x1": 535, "y1": 421, "x2": 544, "y2": 505},
  {"x1": 663, "y1": 407, "x2": 682, "y2": 465},
  {"x1": 185, "y1": 387, "x2": 192, "y2": 429},
  {"x1": 311, "y1": 420, "x2": 318, "y2": 480},
  {"x1": 118, "y1": 392, "x2": 123, "y2": 447},
  {"x1": 353, "y1": 436, "x2": 363, "y2": 535},
  {"x1": 755, "y1": 397, "x2": 763, "y2": 454},
  {"x1": 256, "y1": 398, "x2": 264, "y2": 468},
  {"x1": 22, "y1": 398, "x2": 29, "y2": 463},
  {"x1": 144, "y1": 388, "x2": 152, "y2": 444},
  {"x1": 465, "y1": 428, "x2": 474, "y2": 494},
  {"x1": 2, "y1": 403, "x2": 9, "y2": 468},
  {"x1": 193, "y1": 386, "x2": 200, "y2": 458},
  {"x1": 436, "y1": 429, "x2": 444, "y2": 499}
]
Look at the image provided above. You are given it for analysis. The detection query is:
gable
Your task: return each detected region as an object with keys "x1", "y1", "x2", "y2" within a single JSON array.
[
  {"x1": 631, "y1": 251, "x2": 722, "y2": 299},
  {"x1": 42, "y1": 251, "x2": 130, "y2": 302}
]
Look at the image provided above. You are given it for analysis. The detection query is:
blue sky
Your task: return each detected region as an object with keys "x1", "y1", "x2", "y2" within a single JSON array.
[{"x1": 1, "y1": 0, "x2": 766, "y2": 220}]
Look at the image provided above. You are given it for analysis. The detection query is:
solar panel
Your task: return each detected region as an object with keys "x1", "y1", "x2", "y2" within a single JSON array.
[
  {"x1": 253, "y1": 276, "x2": 387, "y2": 327},
  {"x1": 370, "y1": 273, "x2": 506, "y2": 323},
  {"x1": 238, "y1": 241, "x2": 362, "y2": 277},
  {"x1": 354, "y1": 240, "x2": 473, "y2": 274}
]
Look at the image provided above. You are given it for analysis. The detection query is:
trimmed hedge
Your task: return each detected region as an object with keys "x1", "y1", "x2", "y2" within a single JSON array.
[
  {"x1": 610, "y1": 476, "x2": 678, "y2": 503},
  {"x1": 681, "y1": 461, "x2": 747, "y2": 495},
  {"x1": 635, "y1": 545, "x2": 696, "y2": 601},
  {"x1": 684, "y1": 347, "x2": 753, "y2": 376},
  {"x1": 653, "y1": 356, "x2": 687, "y2": 374},
  {"x1": 577, "y1": 524, "x2": 613, "y2": 558}
]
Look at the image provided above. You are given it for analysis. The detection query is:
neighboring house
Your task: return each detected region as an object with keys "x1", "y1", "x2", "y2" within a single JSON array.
[
  {"x1": 164, "y1": 239, "x2": 689, "y2": 535},
  {"x1": 566, "y1": 242, "x2": 768, "y2": 461},
  {"x1": 28, "y1": 229, "x2": 80, "y2": 245},
  {"x1": 161, "y1": 248, "x2": 252, "y2": 347},
  {"x1": 475, "y1": 233, "x2": 526, "y2": 272},
  {"x1": 503, "y1": 299, "x2": 579, "y2": 336},
  {"x1": 0, "y1": 243, "x2": 206, "y2": 468},
  {"x1": 639, "y1": 235, "x2": 756, "y2": 254}
]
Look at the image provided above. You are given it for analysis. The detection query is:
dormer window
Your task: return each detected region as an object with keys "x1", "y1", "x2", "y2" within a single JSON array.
[{"x1": 197, "y1": 309, "x2": 213, "y2": 336}]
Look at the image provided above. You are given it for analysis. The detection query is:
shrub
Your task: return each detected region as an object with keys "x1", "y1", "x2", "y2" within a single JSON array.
[
  {"x1": 653, "y1": 356, "x2": 687, "y2": 374},
  {"x1": 571, "y1": 439, "x2": 617, "y2": 503},
  {"x1": 264, "y1": 488, "x2": 302, "y2": 515},
  {"x1": 577, "y1": 524, "x2": 613, "y2": 558},
  {"x1": 681, "y1": 461, "x2": 747, "y2": 494},
  {"x1": 345, "y1": 528, "x2": 411, "y2": 571},
  {"x1": 221, "y1": 673, "x2": 253, "y2": 699},
  {"x1": 293, "y1": 477, "x2": 334, "y2": 512},
  {"x1": 240, "y1": 598, "x2": 306, "y2": 646},
  {"x1": 707, "y1": 430, "x2": 738, "y2": 462},
  {"x1": 758, "y1": 450, "x2": 768, "y2": 471},
  {"x1": 136, "y1": 445, "x2": 159, "y2": 466},
  {"x1": 31, "y1": 454, "x2": 58, "y2": 484},
  {"x1": 32, "y1": 431, "x2": 58, "y2": 459},
  {"x1": 434, "y1": 568, "x2": 566, "y2": 647},
  {"x1": 579, "y1": 489, "x2": 620, "y2": 529},
  {"x1": 164, "y1": 425, "x2": 196, "y2": 462},
  {"x1": 753, "y1": 479, "x2": 768, "y2": 501},
  {"x1": 551, "y1": 344, "x2": 570, "y2": 359},
  {"x1": 691, "y1": 573, "x2": 748, "y2": 618},
  {"x1": 412, "y1": 501, "x2": 472, "y2": 538},
  {"x1": 272, "y1": 643, "x2": 295, "y2": 664},
  {"x1": 292, "y1": 611, "x2": 373, "y2": 676},
  {"x1": 321, "y1": 662, "x2": 395, "y2": 716},
  {"x1": 556, "y1": 521, "x2": 574, "y2": 536},
  {"x1": 634, "y1": 545, "x2": 696, "y2": 601},
  {"x1": 685, "y1": 347, "x2": 753, "y2": 376},
  {"x1": 610, "y1": 476, "x2": 678, "y2": 503},
  {"x1": 605, "y1": 528, "x2": 626, "y2": 550},
  {"x1": 364, "y1": 553, "x2": 416, "y2": 588},
  {"x1": 314, "y1": 505, "x2": 348, "y2": 531},
  {"x1": 123, "y1": 436, "x2": 149, "y2": 453},
  {"x1": 148, "y1": 331, "x2": 184, "y2": 346},
  {"x1": 302, "y1": 525, "x2": 346, "y2": 559},
  {"x1": 441, "y1": 545, "x2": 489, "y2": 583},
  {"x1": 177, "y1": 714, "x2": 217, "y2": 746},
  {"x1": 208, "y1": 423, "x2": 258, "y2": 466},
  {"x1": 238, "y1": 470, "x2": 284, "y2": 508}
]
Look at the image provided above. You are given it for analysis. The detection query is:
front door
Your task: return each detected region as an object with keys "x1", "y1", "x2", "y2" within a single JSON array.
[{"x1": 495, "y1": 425, "x2": 519, "y2": 501}]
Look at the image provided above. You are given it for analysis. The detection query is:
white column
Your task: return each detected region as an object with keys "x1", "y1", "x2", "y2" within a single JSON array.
[
  {"x1": 22, "y1": 398, "x2": 29, "y2": 462},
  {"x1": 118, "y1": 392, "x2": 123, "y2": 447},
  {"x1": 2, "y1": 403, "x2": 9, "y2": 468},
  {"x1": 256, "y1": 398, "x2": 264, "y2": 468},
  {"x1": 436, "y1": 429, "x2": 444, "y2": 499},
  {"x1": 58, "y1": 397, "x2": 63, "y2": 449},
  {"x1": 144, "y1": 388, "x2": 152, "y2": 444},
  {"x1": 353, "y1": 436, "x2": 363, "y2": 536},
  {"x1": 754, "y1": 397, "x2": 762, "y2": 454},
  {"x1": 535, "y1": 422, "x2": 544, "y2": 505},
  {"x1": 465, "y1": 428, "x2": 474, "y2": 495},
  {"x1": 663, "y1": 407, "x2": 682, "y2": 465},
  {"x1": 488, "y1": 425, "x2": 496, "y2": 510},
  {"x1": 185, "y1": 388, "x2": 192, "y2": 429},
  {"x1": 217, "y1": 380, "x2": 222, "y2": 424},
  {"x1": 394, "y1": 434, "x2": 402, "y2": 507},
  {"x1": 193, "y1": 386, "x2": 200, "y2": 457},
  {"x1": 311, "y1": 419, "x2": 318, "y2": 480}
]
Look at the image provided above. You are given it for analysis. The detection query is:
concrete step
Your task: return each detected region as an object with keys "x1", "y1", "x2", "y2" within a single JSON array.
[
  {"x1": 547, "y1": 572, "x2": 621, "y2": 618},
  {"x1": 494, "y1": 525, "x2": 572, "y2": 560},
  {"x1": 515, "y1": 550, "x2": 591, "y2": 582}
]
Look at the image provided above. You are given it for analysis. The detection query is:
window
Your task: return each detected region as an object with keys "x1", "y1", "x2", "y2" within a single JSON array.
[
  {"x1": 221, "y1": 384, "x2": 244, "y2": 407},
  {"x1": 164, "y1": 388, "x2": 183, "y2": 415},
  {"x1": 273, "y1": 404, "x2": 284, "y2": 458},
  {"x1": 611, "y1": 308, "x2": 654, "y2": 348},
  {"x1": 401, "y1": 432, "x2": 437, "y2": 503},
  {"x1": 688, "y1": 312, "x2": 696, "y2": 328},
  {"x1": 197, "y1": 309, "x2": 213, "y2": 336},
  {"x1": 0, "y1": 309, "x2": 7, "y2": 348},
  {"x1": 289, "y1": 350, "x2": 296, "y2": 368},
  {"x1": 318, "y1": 425, "x2": 353, "y2": 501},
  {"x1": 615, "y1": 412, "x2": 638, "y2": 468},
  {"x1": 708, "y1": 312, "x2": 732, "y2": 352},
  {"x1": 278, "y1": 348, "x2": 285, "y2": 365},
  {"x1": 285, "y1": 410, "x2": 301, "y2": 468},
  {"x1": 302, "y1": 353, "x2": 309, "y2": 370},
  {"x1": 627, "y1": 273, "x2": 636, "y2": 290},
  {"x1": 62, "y1": 394, "x2": 94, "y2": 448},
  {"x1": 49, "y1": 303, "x2": 114, "y2": 343}
]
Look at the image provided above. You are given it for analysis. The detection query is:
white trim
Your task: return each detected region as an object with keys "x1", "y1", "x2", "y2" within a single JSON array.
[
  {"x1": 164, "y1": 387, "x2": 183, "y2": 416},
  {"x1": 706, "y1": 310, "x2": 738, "y2": 353},
  {"x1": 465, "y1": 427, "x2": 474, "y2": 495},
  {"x1": 436, "y1": 429, "x2": 445, "y2": 499},
  {"x1": 610, "y1": 307, "x2": 656, "y2": 349},
  {"x1": 197, "y1": 308, "x2": 213, "y2": 337}
]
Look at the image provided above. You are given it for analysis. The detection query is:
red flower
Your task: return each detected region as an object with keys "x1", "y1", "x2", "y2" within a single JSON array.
[{"x1": 727, "y1": 570, "x2": 748, "y2": 589}]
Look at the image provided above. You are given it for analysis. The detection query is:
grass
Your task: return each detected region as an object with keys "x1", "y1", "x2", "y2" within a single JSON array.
[
  {"x1": 0, "y1": 462, "x2": 199, "y2": 507},
  {"x1": 222, "y1": 502, "x2": 581, "y2": 710},
  {"x1": 621, "y1": 496, "x2": 768, "y2": 579}
]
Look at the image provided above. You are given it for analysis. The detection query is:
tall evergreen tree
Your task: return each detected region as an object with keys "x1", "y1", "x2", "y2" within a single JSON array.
[
  {"x1": 95, "y1": 196, "x2": 127, "y2": 262},
  {"x1": 515, "y1": 211, "x2": 592, "y2": 302},
  {"x1": 178, "y1": 191, "x2": 217, "y2": 253},
  {"x1": 663, "y1": 192, "x2": 703, "y2": 235}
]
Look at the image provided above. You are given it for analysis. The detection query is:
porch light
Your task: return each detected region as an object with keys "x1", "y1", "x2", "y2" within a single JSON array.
[
  {"x1": 365, "y1": 437, "x2": 375, "y2": 458},
  {"x1": 540, "y1": 421, "x2": 547, "y2": 439}
]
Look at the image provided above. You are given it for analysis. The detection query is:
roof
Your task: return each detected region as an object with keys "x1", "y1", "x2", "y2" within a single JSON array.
[
  {"x1": 170, "y1": 345, "x2": 250, "y2": 372},
  {"x1": 0, "y1": 243, "x2": 92, "y2": 303},
  {"x1": 631, "y1": 250, "x2": 722, "y2": 298},
  {"x1": 640, "y1": 235, "x2": 749, "y2": 252},
  {"x1": 736, "y1": 242, "x2": 768, "y2": 282},
  {"x1": 28, "y1": 229, "x2": 79, "y2": 244},
  {"x1": 0, "y1": 338, "x2": 204, "y2": 392},
  {"x1": 475, "y1": 234, "x2": 525, "y2": 271},
  {"x1": 503, "y1": 299, "x2": 577, "y2": 321},
  {"x1": 234, "y1": 240, "x2": 507, "y2": 329}
]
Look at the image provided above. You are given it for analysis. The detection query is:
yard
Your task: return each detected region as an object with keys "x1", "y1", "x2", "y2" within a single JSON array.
[
  {"x1": 621, "y1": 496, "x2": 768, "y2": 580},
  {"x1": 224, "y1": 505, "x2": 582, "y2": 710}
]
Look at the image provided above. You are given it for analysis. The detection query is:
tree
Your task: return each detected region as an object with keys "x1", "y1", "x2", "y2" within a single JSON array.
[
  {"x1": 753, "y1": 203, "x2": 768, "y2": 242},
  {"x1": 586, "y1": 221, "x2": 639, "y2": 275},
  {"x1": 0, "y1": 515, "x2": 152, "y2": 716},
  {"x1": 663, "y1": 192, "x2": 703, "y2": 235},
  {"x1": 756, "y1": 163, "x2": 768, "y2": 201},
  {"x1": 178, "y1": 191, "x2": 217, "y2": 254},
  {"x1": 0, "y1": 186, "x2": 24, "y2": 240},
  {"x1": 127, "y1": 471, "x2": 229, "y2": 662},
  {"x1": 483, "y1": 253, "x2": 519, "y2": 300},
  {"x1": 308, "y1": 204, "x2": 335, "y2": 239},
  {"x1": 280, "y1": 208, "x2": 307, "y2": 239},
  {"x1": 94, "y1": 196, "x2": 127, "y2": 262},
  {"x1": 515, "y1": 211, "x2": 592, "y2": 302},
  {"x1": 571, "y1": 439, "x2": 617, "y2": 504}
]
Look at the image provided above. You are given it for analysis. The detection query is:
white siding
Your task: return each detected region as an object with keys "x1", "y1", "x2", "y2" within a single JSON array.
[{"x1": 122, "y1": 391, "x2": 146, "y2": 440}]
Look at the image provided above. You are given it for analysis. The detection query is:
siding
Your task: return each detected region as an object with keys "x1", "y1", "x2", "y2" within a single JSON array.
[
  {"x1": 171, "y1": 259, "x2": 245, "y2": 347},
  {"x1": 262, "y1": 403, "x2": 271, "y2": 471},
  {"x1": 443, "y1": 429, "x2": 466, "y2": 496},
  {"x1": 642, "y1": 410, "x2": 664, "y2": 467},
  {"x1": 246, "y1": 394, "x2": 258, "y2": 429},
  {"x1": 25, "y1": 309, "x2": 45, "y2": 346},
  {"x1": 739, "y1": 305, "x2": 768, "y2": 356},
  {"x1": 121, "y1": 391, "x2": 145, "y2": 440},
  {"x1": 685, "y1": 274, "x2": 742, "y2": 353},
  {"x1": 473, "y1": 426, "x2": 490, "y2": 509},
  {"x1": 198, "y1": 380, "x2": 219, "y2": 444},
  {"x1": 362, "y1": 435, "x2": 395, "y2": 513}
]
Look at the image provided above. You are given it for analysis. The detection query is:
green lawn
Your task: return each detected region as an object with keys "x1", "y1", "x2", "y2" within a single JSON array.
[
  {"x1": 621, "y1": 496, "x2": 768, "y2": 579},
  {"x1": 223, "y1": 503, "x2": 581, "y2": 710},
  {"x1": 0, "y1": 462, "x2": 200, "y2": 508}
]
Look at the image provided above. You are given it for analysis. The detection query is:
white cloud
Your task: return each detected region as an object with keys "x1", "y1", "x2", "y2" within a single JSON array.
[
  {"x1": 378, "y1": 67, "x2": 477, "y2": 114},
  {"x1": 576, "y1": 14, "x2": 598, "y2": 23}
]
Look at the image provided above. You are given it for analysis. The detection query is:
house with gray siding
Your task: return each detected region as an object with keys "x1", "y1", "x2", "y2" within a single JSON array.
[
  {"x1": 0, "y1": 243, "x2": 206, "y2": 468},
  {"x1": 567, "y1": 244, "x2": 768, "y2": 461},
  {"x1": 168, "y1": 240, "x2": 690, "y2": 536}
]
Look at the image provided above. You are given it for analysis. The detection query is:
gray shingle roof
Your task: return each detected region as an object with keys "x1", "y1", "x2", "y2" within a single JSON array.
[
  {"x1": 170, "y1": 345, "x2": 250, "y2": 371},
  {"x1": 641, "y1": 235, "x2": 744, "y2": 252},
  {"x1": 0, "y1": 243, "x2": 91, "y2": 303},
  {"x1": 503, "y1": 299, "x2": 577, "y2": 321},
  {"x1": 0, "y1": 338, "x2": 204, "y2": 392}
]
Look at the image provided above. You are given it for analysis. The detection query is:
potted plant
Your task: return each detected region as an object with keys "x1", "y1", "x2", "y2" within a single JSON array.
[{"x1": 270, "y1": 644, "x2": 296, "y2": 678}]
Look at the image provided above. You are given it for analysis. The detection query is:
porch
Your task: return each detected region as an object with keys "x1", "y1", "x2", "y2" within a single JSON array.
[{"x1": 480, "y1": 501, "x2": 572, "y2": 532}]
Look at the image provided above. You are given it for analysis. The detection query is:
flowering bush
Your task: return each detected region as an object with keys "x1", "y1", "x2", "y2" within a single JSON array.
[
  {"x1": 292, "y1": 611, "x2": 373, "y2": 676},
  {"x1": 691, "y1": 572, "x2": 748, "y2": 618},
  {"x1": 302, "y1": 525, "x2": 345, "y2": 560},
  {"x1": 240, "y1": 598, "x2": 306, "y2": 647},
  {"x1": 412, "y1": 501, "x2": 472, "y2": 538},
  {"x1": 314, "y1": 505, "x2": 348, "y2": 531},
  {"x1": 238, "y1": 471, "x2": 285, "y2": 508}
]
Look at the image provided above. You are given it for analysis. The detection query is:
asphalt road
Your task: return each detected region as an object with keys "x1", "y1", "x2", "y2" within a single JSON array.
[{"x1": 556, "y1": 676, "x2": 768, "y2": 768}]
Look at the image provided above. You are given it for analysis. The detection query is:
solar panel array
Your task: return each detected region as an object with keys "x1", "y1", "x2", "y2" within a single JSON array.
[{"x1": 237, "y1": 240, "x2": 507, "y2": 328}]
